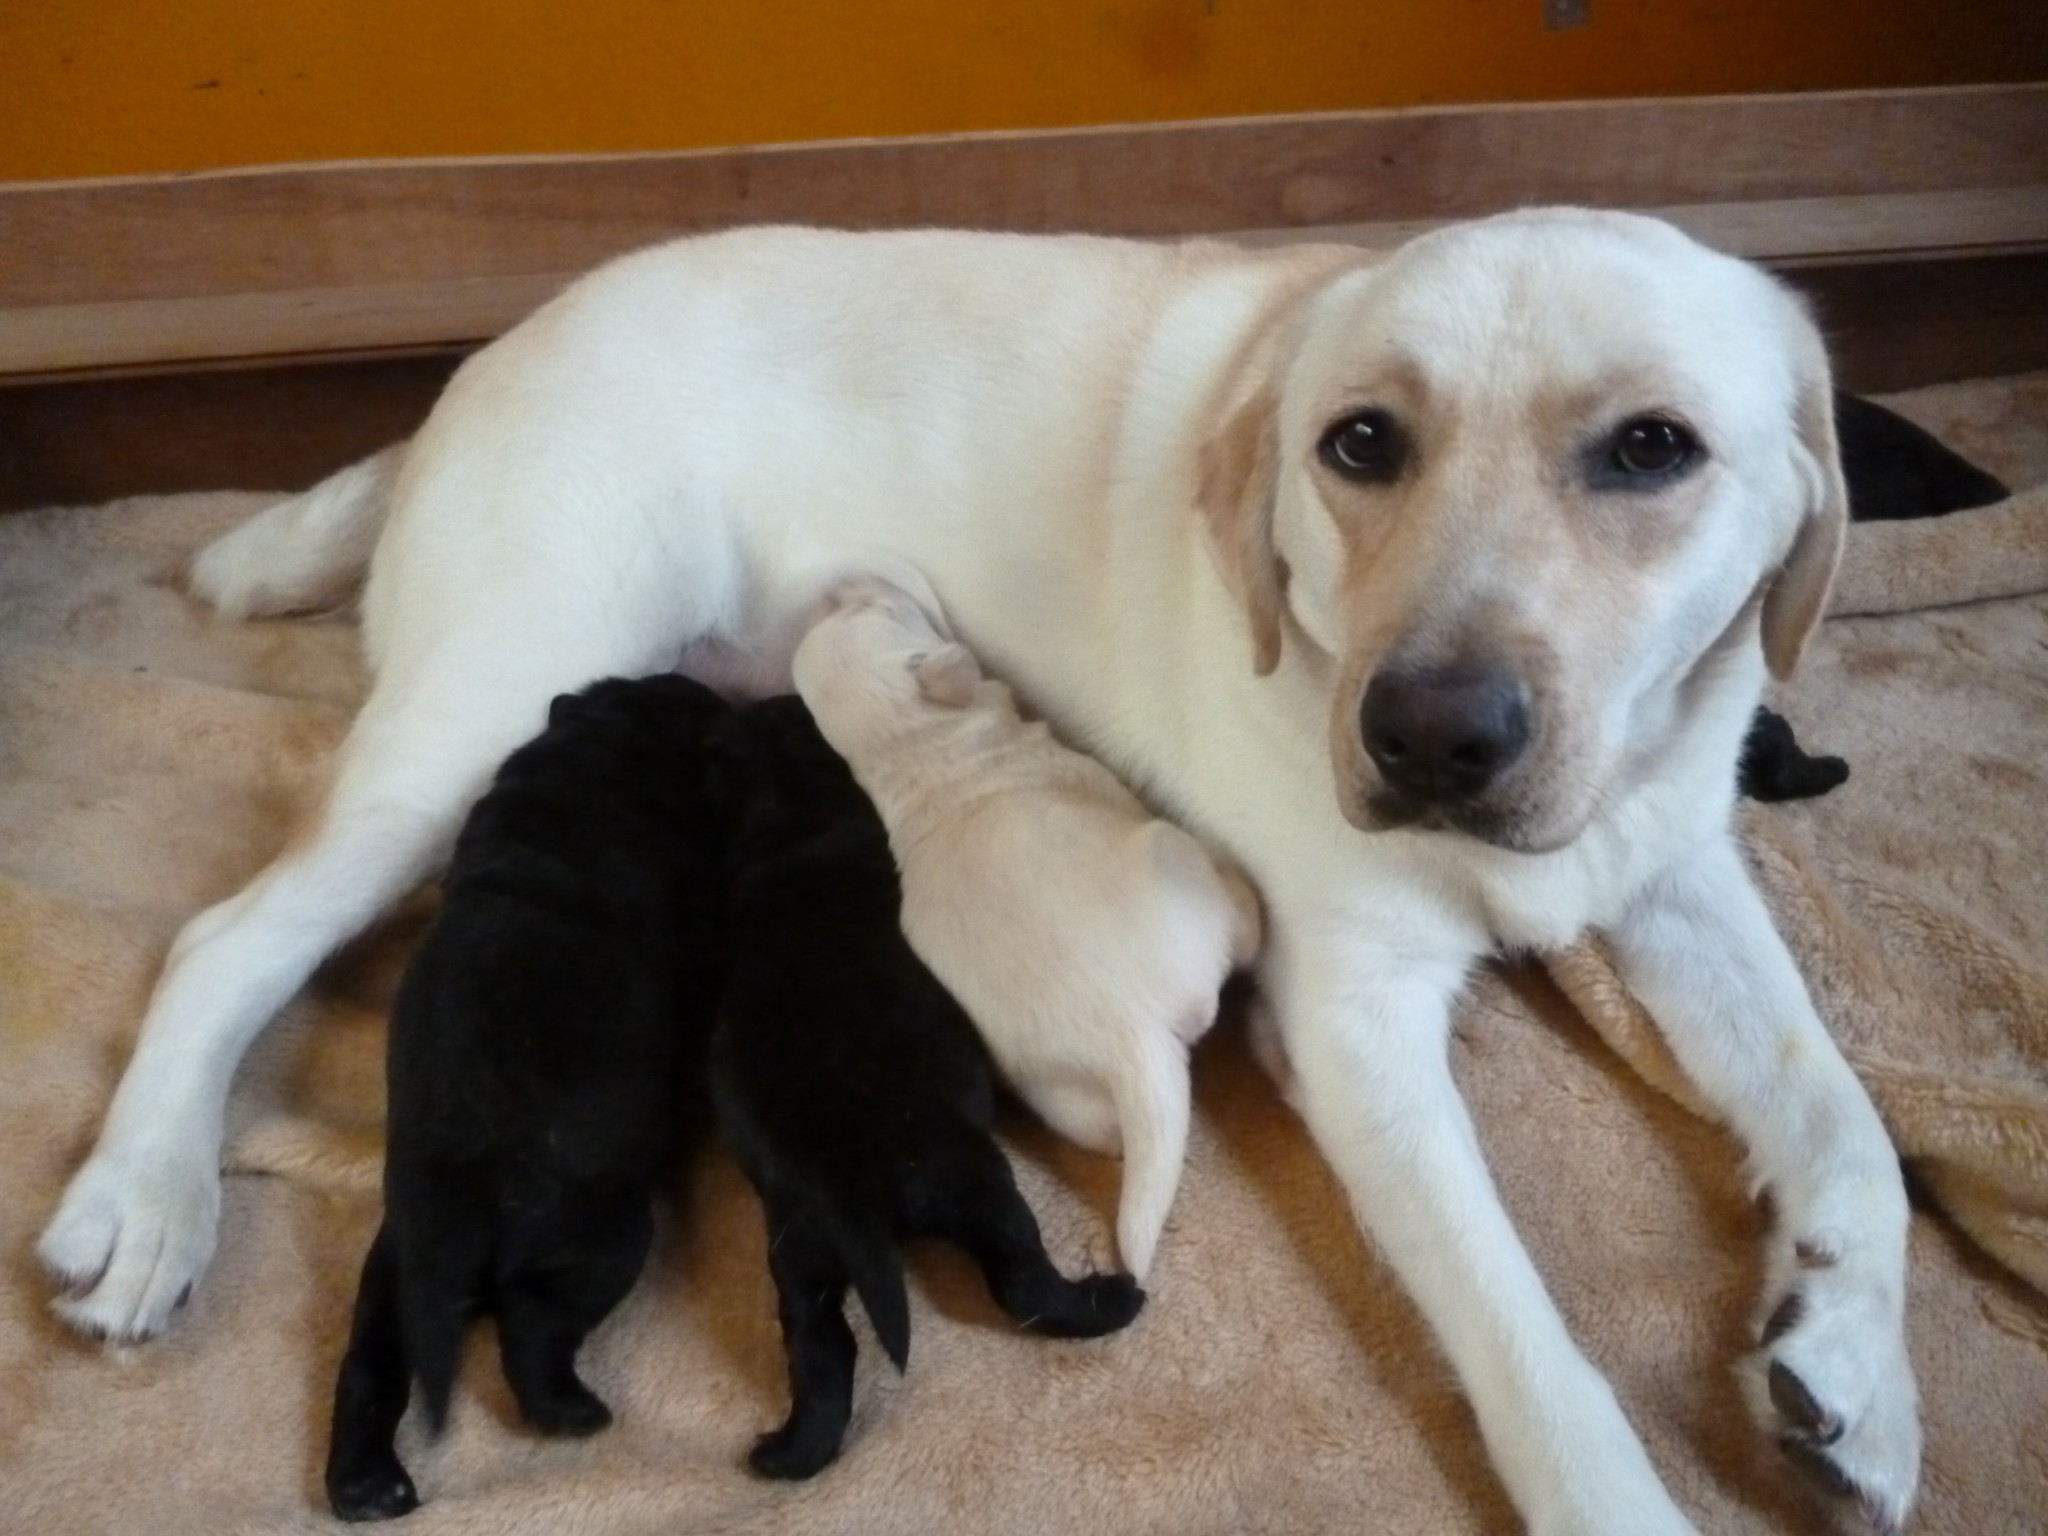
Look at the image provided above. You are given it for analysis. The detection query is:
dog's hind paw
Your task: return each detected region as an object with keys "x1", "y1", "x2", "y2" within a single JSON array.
[
  {"x1": 39, "y1": 1144, "x2": 220, "y2": 1342},
  {"x1": 1022, "y1": 1271, "x2": 1146, "y2": 1339},
  {"x1": 1746, "y1": 1270, "x2": 1920, "y2": 1533},
  {"x1": 519, "y1": 1380, "x2": 614, "y2": 1438},
  {"x1": 329, "y1": 1466, "x2": 422, "y2": 1523},
  {"x1": 748, "y1": 1422, "x2": 842, "y2": 1481}
]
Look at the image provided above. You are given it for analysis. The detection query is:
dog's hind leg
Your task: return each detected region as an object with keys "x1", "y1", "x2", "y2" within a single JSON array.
[
  {"x1": 749, "y1": 1195, "x2": 861, "y2": 1481},
  {"x1": 495, "y1": 1194, "x2": 653, "y2": 1437},
  {"x1": 326, "y1": 1227, "x2": 422, "y2": 1523},
  {"x1": 906, "y1": 1130, "x2": 1145, "y2": 1339},
  {"x1": 39, "y1": 610, "x2": 693, "y2": 1342}
]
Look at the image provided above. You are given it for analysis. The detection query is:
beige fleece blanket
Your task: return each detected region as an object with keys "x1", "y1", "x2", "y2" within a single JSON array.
[{"x1": 3, "y1": 375, "x2": 2046, "y2": 1535}]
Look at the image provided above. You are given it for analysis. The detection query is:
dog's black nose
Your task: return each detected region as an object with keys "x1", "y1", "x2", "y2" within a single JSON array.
[{"x1": 1361, "y1": 665, "x2": 1531, "y2": 804}]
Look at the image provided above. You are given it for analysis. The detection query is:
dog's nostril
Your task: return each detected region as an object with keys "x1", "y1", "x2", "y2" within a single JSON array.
[
  {"x1": 1448, "y1": 736, "x2": 1509, "y2": 772},
  {"x1": 1367, "y1": 727, "x2": 1411, "y2": 764}
]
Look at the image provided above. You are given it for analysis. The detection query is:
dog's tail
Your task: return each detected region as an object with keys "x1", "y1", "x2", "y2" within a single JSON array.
[
  {"x1": 825, "y1": 1201, "x2": 912, "y2": 1371},
  {"x1": 392, "y1": 1190, "x2": 493, "y2": 1433},
  {"x1": 1111, "y1": 1021, "x2": 1197, "y2": 1283},
  {"x1": 188, "y1": 442, "x2": 405, "y2": 618}
]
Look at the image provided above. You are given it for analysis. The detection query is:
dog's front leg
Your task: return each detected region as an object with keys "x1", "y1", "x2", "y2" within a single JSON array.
[
  {"x1": 1607, "y1": 833, "x2": 1917, "y2": 1530},
  {"x1": 1266, "y1": 915, "x2": 1696, "y2": 1536}
]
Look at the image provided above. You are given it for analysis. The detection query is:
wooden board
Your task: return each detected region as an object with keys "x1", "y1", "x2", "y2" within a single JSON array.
[
  {"x1": 8, "y1": 182, "x2": 2048, "y2": 378},
  {"x1": 3, "y1": 85, "x2": 2042, "y2": 314}
]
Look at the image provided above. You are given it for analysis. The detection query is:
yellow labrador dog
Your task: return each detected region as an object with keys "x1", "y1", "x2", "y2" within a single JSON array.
[
  {"x1": 792, "y1": 576, "x2": 1263, "y2": 1281},
  {"x1": 41, "y1": 210, "x2": 1915, "y2": 1533}
]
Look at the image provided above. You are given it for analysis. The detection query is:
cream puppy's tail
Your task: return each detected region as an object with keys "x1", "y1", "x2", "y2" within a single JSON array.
[
  {"x1": 188, "y1": 442, "x2": 405, "y2": 618},
  {"x1": 1112, "y1": 1022, "x2": 1196, "y2": 1282}
]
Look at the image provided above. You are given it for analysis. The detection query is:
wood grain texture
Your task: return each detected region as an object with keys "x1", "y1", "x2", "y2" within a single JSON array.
[
  {"x1": 3, "y1": 85, "x2": 2042, "y2": 310},
  {"x1": 9, "y1": 187, "x2": 2046, "y2": 376}
]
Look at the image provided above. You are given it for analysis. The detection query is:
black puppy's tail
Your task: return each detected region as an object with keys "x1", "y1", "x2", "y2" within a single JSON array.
[
  {"x1": 393, "y1": 1194, "x2": 494, "y2": 1432},
  {"x1": 824, "y1": 1201, "x2": 911, "y2": 1371}
]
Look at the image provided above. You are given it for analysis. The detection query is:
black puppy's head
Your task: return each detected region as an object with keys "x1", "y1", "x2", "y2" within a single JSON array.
[{"x1": 547, "y1": 673, "x2": 730, "y2": 742}]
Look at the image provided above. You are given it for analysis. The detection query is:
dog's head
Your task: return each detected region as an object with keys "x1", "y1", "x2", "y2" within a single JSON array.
[
  {"x1": 793, "y1": 574, "x2": 984, "y2": 732},
  {"x1": 1199, "y1": 208, "x2": 1846, "y2": 853}
]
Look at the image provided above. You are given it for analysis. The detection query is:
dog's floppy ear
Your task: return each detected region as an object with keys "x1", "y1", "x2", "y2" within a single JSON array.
[
  {"x1": 912, "y1": 643, "x2": 981, "y2": 708},
  {"x1": 1196, "y1": 385, "x2": 1288, "y2": 676},
  {"x1": 1761, "y1": 307, "x2": 1849, "y2": 680}
]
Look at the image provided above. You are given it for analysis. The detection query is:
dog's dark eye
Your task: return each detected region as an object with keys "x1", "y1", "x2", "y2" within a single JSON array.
[
  {"x1": 1318, "y1": 409, "x2": 1407, "y2": 483},
  {"x1": 1609, "y1": 416, "x2": 1698, "y2": 478}
]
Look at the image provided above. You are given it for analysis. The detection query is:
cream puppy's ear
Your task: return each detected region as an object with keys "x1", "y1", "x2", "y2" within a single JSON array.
[
  {"x1": 1196, "y1": 385, "x2": 1289, "y2": 676},
  {"x1": 912, "y1": 643, "x2": 982, "y2": 707},
  {"x1": 1760, "y1": 300, "x2": 1849, "y2": 680}
]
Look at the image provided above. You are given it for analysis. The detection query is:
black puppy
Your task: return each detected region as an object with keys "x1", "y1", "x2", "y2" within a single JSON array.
[
  {"x1": 1737, "y1": 392, "x2": 2010, "y2": 803},
  {"x1": 1738, "y1": 706, "x2": 1849, "y2": 803},
  {"x1": 709, "y1": 696, "x2": 1145, "y2": 1481},
  {"x1": 1834, "y1": 389, "x2": 2009, "y2": 523},
  {"x1": 326, "y1": 675, "x2": 731, "y2": 1522}
]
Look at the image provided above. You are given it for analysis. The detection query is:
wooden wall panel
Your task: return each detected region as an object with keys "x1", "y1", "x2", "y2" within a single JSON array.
[
  {"x1": 5, "y1": 87, "x2": 2043, "y2": 309},
  {"x1": 1, "y1": 87, "x2": 2041, "y2": 507}
]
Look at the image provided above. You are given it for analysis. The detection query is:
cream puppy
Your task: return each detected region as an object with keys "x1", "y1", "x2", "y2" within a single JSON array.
[{"x1": 793, "y1": 578, "x2": 1261, "y2": 1280}]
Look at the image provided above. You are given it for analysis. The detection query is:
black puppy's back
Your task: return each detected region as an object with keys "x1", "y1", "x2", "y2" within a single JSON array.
[{"x1": 328, "y1": 675, "x2": 730, "y2": 1521}]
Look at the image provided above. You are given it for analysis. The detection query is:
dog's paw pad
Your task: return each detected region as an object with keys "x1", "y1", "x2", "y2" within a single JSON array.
[
  {"x1": 1768, "y1": 1360, "x2": 1843, "y2": 1444},
  {"x1": 1759, "y1": 1289, "x2": 1804, "y2": 1345},
  {"x1": 1746, "y1": 1268, "x2": 1919, "y2": 1535},
  {"x1": 1794, "y1": 1237, "x2": 1839, "y2": 1269}
]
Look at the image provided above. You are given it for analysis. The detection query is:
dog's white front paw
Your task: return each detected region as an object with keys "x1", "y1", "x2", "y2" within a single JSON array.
[
  {"x1": 38, "y1": 1145, "x2": 220, "y2": 1341},
  {"x1": 1746, "y1": 1234, "x2": 1921, "y2": 1533}
]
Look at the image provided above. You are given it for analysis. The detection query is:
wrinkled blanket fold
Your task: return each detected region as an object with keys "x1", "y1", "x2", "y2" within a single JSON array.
[{"x1": 2, "y1": 375, "x2": 2044, "y2": 1535}]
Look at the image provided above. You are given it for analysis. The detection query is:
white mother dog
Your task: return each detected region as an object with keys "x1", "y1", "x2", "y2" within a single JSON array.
[{"x1": 41, "y1": 210, "x2": 1916, "y2": 1533}]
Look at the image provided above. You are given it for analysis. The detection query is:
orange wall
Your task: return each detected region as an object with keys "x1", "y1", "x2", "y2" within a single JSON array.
[{"x1": 3, "y1": 0, "x2": 2044, "y2": 182}]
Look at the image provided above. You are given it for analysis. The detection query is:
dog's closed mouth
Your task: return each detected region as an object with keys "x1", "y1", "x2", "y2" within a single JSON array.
[{"x1": 1364, "y1": 788, "x2": 1529, "y2": 850}]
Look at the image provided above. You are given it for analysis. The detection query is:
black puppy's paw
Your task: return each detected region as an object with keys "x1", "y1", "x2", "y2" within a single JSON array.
[
  {"x1": 523, "y1": 1381, "x2": 614, "y2": 1438},
  {"x1": 1739, "y1": 708, "x2": 1850, "y2": 804},
  {"x1": 328, "y1": 1464, "x2": 421, "y2": 1523},
  {"x1": 1024, "y1": 1271, "x2": 1146, "y2": 1339},
  {"x1": 748, "y1": 1421, "x2": 843, "y2": 1481}
]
